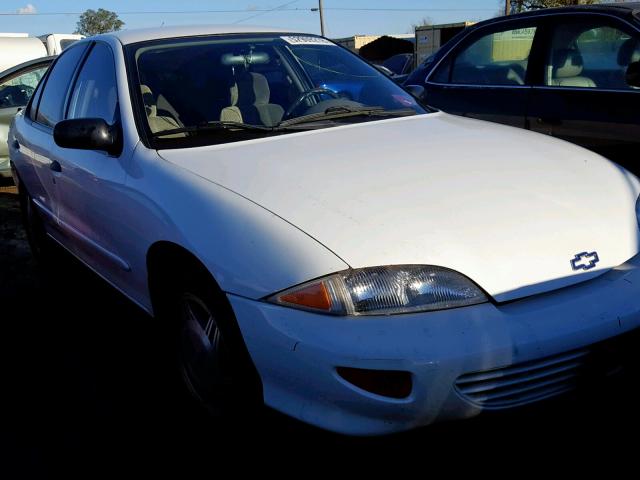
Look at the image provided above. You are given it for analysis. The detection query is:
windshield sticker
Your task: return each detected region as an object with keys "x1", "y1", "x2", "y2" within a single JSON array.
[{"x1": 281, "y1": 35, "x2": 335, "y2": 46}]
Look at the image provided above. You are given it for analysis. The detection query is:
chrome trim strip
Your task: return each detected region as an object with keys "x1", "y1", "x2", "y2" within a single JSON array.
[
  {"x1": 32, "y1": 197, "x2": 56, "y2": 222},
  {"x1": 37, "y1": 201, "x2": 132, "y2": 273},
  {"x1": 531, "y1": 85, "x2": 638, "y2": 94},
  {"x1": 426, "y1": 81, "x2": 532, "y2": 89},
  {"x1": 45, "y1": 231, "x2": 152, "y2": 316},
  {"x1": 56, "y1": 217, "x2": 132, "y2": 271},
  {"x1": 425, "y1": 82, "x2": 639, "y2": 94}
]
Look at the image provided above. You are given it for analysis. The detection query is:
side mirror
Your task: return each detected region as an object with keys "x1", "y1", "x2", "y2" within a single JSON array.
[
  {"x1": 626, "y1": 61, "x2": 640, "y2": 88},
  {"x1": 53, "y1": 118, "x2": 122, "y2": 156},
  {"x1": 404, "y1": 84, "x2": 425, "y2": 99},
  {"x1": 374, "y1": 64, "x2": 394, "y2": 77}
]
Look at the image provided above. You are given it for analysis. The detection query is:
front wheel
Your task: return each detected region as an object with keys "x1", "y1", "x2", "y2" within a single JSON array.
[{"x1": 159, "y1": 265, "x2": 262, "y2": 417}]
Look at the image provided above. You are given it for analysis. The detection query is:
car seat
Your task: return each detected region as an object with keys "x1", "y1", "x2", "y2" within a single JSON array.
[
  {"x1": 140, "y1": 84, "x2": 185, "y2": 136},
  {"x1": 550, "y1": 49, "x2": 596, "y2": 88},
  {"x1": 220, "y1": 72, "x2": 284, "y2": 127},
  {"x1": 617, "y1": 38, "x2": 640, "y2": 89}
]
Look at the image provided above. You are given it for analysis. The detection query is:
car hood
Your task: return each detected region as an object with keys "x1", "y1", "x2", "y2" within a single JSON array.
[{"x1": 159, "y1": 113, "x2": 640, "y2": 302}]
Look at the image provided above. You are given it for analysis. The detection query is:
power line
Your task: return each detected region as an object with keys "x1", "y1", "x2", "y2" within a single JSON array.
[
  {"x1": 0, "y1": 7, "x2": 496, "y2": 17},
  {"x1": 233, "y1": 1, "x2": 303, "y2": 24}
]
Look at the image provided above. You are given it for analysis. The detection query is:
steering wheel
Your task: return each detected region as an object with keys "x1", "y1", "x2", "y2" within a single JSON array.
[
  {"x1": 0, "y1": 85, "x2": 34, "y2": 108},
  {"x1": 283, "y1": 87, "x2": 341, "y2": 120}
]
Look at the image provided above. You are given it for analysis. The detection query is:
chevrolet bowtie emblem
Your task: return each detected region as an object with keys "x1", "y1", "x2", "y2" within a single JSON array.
[{"x1": 570, "y1": 251, "x2": 600, "y2": 271}]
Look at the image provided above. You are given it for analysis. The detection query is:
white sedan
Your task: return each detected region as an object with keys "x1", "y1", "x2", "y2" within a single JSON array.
[{"x1": 9, "y1": 25, "x2": 640, "y2": 436}]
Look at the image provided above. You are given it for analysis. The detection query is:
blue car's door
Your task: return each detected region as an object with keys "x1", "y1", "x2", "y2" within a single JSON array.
[{"x1": 424, "y1": 17, "x2": 542, "y2": 129}]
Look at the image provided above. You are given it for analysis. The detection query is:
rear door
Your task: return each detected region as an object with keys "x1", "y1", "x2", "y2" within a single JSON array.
[
  {"x1": 526, "y1": 13, "x2": 640, "y2": 172},
  {"x1": 424, "y1": 18, "x2": 541, "y2": 128},
  {"x1": 12, "y1": 43, "x2": 89, "y2": 231}
]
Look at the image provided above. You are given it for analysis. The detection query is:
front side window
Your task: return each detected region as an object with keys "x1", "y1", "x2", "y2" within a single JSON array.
[
  {"x1": 0, "y1": 65, "x2": 48, "y2": 109},
  {"x1": 60, "y1": 39, "x2": 79, "y2": 50},
  {"x1": 383, "y1": 54, "x2": 412, "y2": 75},
  {"x1": 446, "y1": 25, "x2": 537, "y2": 85},
  {"x1": 545, "y1": 18, "x2": 637, "y2": 89},
  {"x1": 127, "y1": 34, "x2": 425, "y2": 148},
  {"x1": 67, "y1": 43, "x2": 118, "y2": 123},
  {"x1": 36, "y1": 43, "x2": 88, "y2": 127}
]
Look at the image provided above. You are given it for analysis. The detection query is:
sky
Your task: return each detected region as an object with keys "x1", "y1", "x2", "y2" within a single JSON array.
[{"x1": 0, "y1": 1, "x2": 504, "y2": 38}]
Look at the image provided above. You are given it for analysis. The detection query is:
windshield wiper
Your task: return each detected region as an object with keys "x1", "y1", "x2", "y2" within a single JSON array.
[
  {"x1": 277, "y1": 106, "x2": 417, "y2": 128},
  {"x1": 151, "y1": 120, "x2": 276, "y2": 138}
]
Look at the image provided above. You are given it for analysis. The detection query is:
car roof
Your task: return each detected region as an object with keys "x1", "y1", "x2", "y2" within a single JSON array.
[
  {"x1": 0, "y1": 55, "x2": 55, "y2": 79},
  {"x1": 472, "y1": 2, "x2": 640, "y2": 29},
  {"x1": 99, "y1": 24, "x2": 295, "y2": 46}
]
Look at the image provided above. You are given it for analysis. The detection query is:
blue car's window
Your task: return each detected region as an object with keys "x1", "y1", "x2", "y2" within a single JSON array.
[
  {"x1": 545, "y1": 19, "x2": 639, "y2": 90},
  {"x1": 128, "y1": 34, "x2": 425, "y2": 147},
  {"x1": 450, "y1": 26, "x2": 537, "y2": 86}
]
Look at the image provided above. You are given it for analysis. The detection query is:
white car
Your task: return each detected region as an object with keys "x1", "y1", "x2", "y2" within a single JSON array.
[{"x1": 9, "y1": 25, "x2": 640, "y2": 436}]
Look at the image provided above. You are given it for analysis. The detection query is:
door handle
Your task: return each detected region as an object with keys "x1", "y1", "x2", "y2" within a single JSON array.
[
  {"x1": 537, "y1": 117, "x2": 562, "y2": 126},
  {"x1": 50, "y1": 160, "x2": 62, "y2": 173}
]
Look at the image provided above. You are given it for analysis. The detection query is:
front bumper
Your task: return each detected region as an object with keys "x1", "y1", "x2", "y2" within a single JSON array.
[{"x1": 228, "y1": 254, "x2": 640, "y2": 436}]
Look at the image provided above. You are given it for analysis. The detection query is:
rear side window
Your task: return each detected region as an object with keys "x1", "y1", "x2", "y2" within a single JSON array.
[
  {"x1": 36, "y1": 43, "x2": 88, "y2": 127},
  {"x1": 67, "y1": 43, "x2": 118, "y2": 123},
  {"x1": 26, "y1": 76, "x2": 44, "y2": 121},
  {"x1": 445, "y1": 25, "x2": 537, "y2": 85},
  {"x1": 544, "y1": 18, "x2": 637, "y2": 89},
  {"x1": 0, "y1": 65, "x2": 48, "y2": 109}
]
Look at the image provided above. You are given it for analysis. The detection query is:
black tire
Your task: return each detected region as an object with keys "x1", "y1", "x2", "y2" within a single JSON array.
[
  {"x1": 155, "y1": 262, "x2": 262, "y2": 419},
  {"x1": 18, "y1": 182, "x2": 53, "y2": 266}
]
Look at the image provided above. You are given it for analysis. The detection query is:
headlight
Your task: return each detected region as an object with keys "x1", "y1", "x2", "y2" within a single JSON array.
[{"x1": 267, "y1": 265, "x2": 488, "y2": 316}]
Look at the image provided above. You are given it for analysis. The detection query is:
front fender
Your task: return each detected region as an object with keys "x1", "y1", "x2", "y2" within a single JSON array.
[{"x1": 121, "y1": 146, "x2": 350, "y2": 305}]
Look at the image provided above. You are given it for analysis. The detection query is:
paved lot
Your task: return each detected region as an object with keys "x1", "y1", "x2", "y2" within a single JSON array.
[{"x1": 1, "y1": 180, "x2": 640, "y2": 473}]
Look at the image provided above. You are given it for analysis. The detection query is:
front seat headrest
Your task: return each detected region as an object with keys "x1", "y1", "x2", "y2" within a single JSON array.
[
  {"x1": 140, "y1": 84, "x2": 157, "y2": 116},
  {"x1": 618, "y1": 38, "x2": 640, "y2": 66},
  {"x1": 230, "y1": 72, "x2": 271, "y2": 106},
  {"x1": 553, "y1": 49, "x2": 584, "y2": 78}
]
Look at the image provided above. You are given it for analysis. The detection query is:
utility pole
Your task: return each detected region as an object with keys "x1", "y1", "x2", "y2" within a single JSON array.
[
  {"x1": 505, "y1": 0, "x2": 511, "y2": 16},
  {"x1": 318, "y1": 0, "x2": 326, "y2": 36}
]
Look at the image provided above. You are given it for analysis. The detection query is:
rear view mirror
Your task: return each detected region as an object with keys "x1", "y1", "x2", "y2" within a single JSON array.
[
  {"x1": 54, "y1": 118, "x2": 122, "y2": 156},
  {"x1": 626, "y1": 61, "x2": 640, "y2": 88},
  {"x1": 404, "y1": 84, "x2": 425, "y2": 99},
  {"x1": 221, "y1": 51, "x2": 270, "y2": 66}
]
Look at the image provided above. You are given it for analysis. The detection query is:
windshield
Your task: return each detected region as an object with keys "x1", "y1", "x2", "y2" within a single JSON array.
[{"x1": 127, "y1": 33, "x2": 426, "y2": 148}]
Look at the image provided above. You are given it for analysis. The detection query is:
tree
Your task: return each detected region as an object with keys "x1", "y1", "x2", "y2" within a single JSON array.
[
  {"x1": 408, "y1": 17, "x2": 432, "y2": 33},
  {"x1": 509, "y1": 0, "x2": 597, "y2": 14},
  {"x1": 74, "y1": 8, "x2": 124, "y2": 36}
]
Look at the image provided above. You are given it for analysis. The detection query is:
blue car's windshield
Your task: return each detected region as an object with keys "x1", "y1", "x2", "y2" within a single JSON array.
[{"x1": 127, "y1": 33, "x2": 426, "y2": 146}]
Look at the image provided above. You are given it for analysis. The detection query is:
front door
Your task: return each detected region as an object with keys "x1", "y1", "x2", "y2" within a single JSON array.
[
  {"x1": 425, "y1": 19, "x2": 540, "y2": 128},
  {"x1": 53, "y1": 41, "x2": 131, "y2": 284}
]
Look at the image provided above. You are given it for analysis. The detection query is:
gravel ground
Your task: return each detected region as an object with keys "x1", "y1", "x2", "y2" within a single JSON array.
[{"x1": 1, "y1": 183, "x2": 640, "y2": 474}]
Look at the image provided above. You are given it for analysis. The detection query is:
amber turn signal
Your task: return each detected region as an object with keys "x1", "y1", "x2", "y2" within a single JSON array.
[{"x1": 278, "y1": 281, "x2": 332, "y2": 311}]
